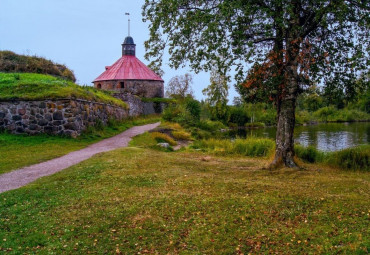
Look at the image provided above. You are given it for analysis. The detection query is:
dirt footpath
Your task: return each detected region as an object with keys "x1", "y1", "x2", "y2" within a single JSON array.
[{"x1": 0, "y1": 122, "x2": 160, "y2": 193}]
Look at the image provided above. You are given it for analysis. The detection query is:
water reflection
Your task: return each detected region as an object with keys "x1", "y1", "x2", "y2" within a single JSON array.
[{"x1": 227, "y1": 122, "x2": 370, "y2": 152}]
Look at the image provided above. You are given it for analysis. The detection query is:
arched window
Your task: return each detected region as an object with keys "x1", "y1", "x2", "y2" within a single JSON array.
[
  {"x1": 119, "y1": 82, "x2": 125, "y2": 89},
  {"x1": 97, "y1": 83, "x2": 102, "y2": 89}
]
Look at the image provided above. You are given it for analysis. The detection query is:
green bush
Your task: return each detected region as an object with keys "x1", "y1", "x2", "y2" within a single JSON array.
[
  {"x1": 228, "y1": 107, "x2": 249, "y2": 126},
  {"x1": 197, "y1": 120, "x2": 226, "y2": 132},
  {"x1": 295, "y1": 110, "x2": 312, "y2": 125},
  {"x1": 185, "y1": 99, "x2": 201, "y2": 121},
  {"x1": 313, "y1": 106, "x2": 336, "y2": 122}
]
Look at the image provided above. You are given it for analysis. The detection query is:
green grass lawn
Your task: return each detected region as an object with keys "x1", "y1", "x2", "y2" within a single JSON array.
[
  {"x1": 0, "y1": 72, "x2": 127, "y2": 108},
  {"x1": 0, "y1": 115, "x2": 160, "y2": 174},
  {"x1": 0, "y1": 143, "x2": 368, "y2": 254}
]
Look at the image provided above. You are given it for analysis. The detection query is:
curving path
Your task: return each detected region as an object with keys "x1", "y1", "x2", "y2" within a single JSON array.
[{"x1": 0, "y1": 122, "x2": 160, "y2": 193}]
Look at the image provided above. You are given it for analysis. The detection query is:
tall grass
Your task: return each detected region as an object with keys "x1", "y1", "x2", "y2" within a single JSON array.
[
  {"x1": 194, "y1": 138, "x2": 369, "y2": 171},
  {"x1": 295, "y1": 144, "x2": 369, "y2": 171},
  {"x1": 193, "y1": 138, "x2": 275, "y2": 157}
]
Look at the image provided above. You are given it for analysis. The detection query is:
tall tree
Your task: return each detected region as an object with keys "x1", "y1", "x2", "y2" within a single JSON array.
[
  {"x1": 165, "y1": 73, "x2": 194, "y2": 98},
  {"x1": 203, "y1": 68, "x2": 229, "y2": 120},
  {"x1": 143, "y1": 0, "x2": 369, "y2": 168}
]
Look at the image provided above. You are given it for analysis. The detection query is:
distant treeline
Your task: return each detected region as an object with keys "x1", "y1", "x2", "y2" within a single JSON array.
[{"x1": 0, "y1": 51, "x2": 76, "y2": 82}]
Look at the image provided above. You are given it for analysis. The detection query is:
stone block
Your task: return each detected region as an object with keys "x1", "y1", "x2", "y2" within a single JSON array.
[
  {"x1": 38, "y1": 119, "x2": 49, "y2": 126},
  {"x1": 64, "y1": 122, "x2": 78, "y2": 130},
  {"x1": 53, "y1": 120, "x2": 63, "y2": 126},
  {"x1": 16, "y1": 126, "x2": 25, "y2": 133},
  {"x1": 53, "y1": 111, "x2": 63, "y2": 120},
  {"x1": 18, "y1": 108, "x2": 26, "y2": 115},
  {"x1": 12, "y1": 115, "x2": 22, "y2": 121},
  {"x1": 45, "y1": 114, "x2": 52, "y2": 121}
]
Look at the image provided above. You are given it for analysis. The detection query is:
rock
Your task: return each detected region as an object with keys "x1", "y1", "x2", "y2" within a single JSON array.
[
  {"x1": 28, "y1": 124, "x2": 39, "y2": 130},
  {"x1": 38, "y1": 119, "x2": 49, "y2": 126},
  {"x1": 0, "y1": 112, "x2": 5, "y2": 119},
  {"x1": 63, "y1": 130, "x2": 78, "y2": 138},
  {"x1": 53, "y1": 111, "x2": 63, "y2": 120},
  {"x1": 157, "y1": 143, "x2": 170, "y2": 148},
  {"x1": 39, "y1": 102, "x2": 46, "y2": 108},
  {"x1": 18, "y1": 108, "x2": 26, "y2": 115},
  {"x1": 45, "y1": 113, "x2": 52, "y2": 121},
  {"x1": 64, "y1": 122, "x2": 78, "y2": 131},
  {"x1": 16, "y1": 127, "x2": 25, "y2": 133},
  {"x1": 12, "y1": 115, "x2": 22, "y2": 121},
  {"x1": 53, "y1": 120, "x2": 63, "y2": 126}
]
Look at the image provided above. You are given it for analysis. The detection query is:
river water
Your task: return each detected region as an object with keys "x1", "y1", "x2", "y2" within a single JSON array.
[{"x1": 228, "y1": 122, "x2": 370, "y2": 152}]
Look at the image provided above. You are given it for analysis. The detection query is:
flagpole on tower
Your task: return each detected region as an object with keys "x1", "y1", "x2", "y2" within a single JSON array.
[{"x1": 125, "y1": 13, "x2": 130, "y2": 36}]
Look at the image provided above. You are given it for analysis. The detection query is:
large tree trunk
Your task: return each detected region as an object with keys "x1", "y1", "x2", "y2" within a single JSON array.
[
  {"x1": 271, "y1": 89, "x2": 298, "y2": 168},
  {"x1": 271, "y1": 47, "x2": 300, "y2": 168}
]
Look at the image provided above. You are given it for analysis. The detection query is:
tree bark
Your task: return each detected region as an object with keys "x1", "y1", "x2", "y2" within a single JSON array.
[{"x1": 271, "y1": 88, "x2": 298, "y2": 168}]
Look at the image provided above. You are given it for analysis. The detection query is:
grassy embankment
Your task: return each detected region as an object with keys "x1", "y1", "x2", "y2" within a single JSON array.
[
  {"x1": 0, "y1": 72, "x2": 127, "y2": 108},
  {"x1": 0, "y1": 133, "x2": 369, "y2": 254}
]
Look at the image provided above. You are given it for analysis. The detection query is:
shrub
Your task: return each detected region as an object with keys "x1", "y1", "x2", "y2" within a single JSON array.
[
  {"x1": 172, "y1": 130, "x2": 192, "y2": 140},
  {"x1": 197, "y1": 120, "x2": 225, "y2": 131},
  {"x1": 151, "y1": 132, "x2": 177, "y2": 146},
  {"x1": 295, "y1": 110, "x2": 312, "y2": 125},
  {"x1": 228, "y1": 107, "x2": 249, "y2": 126},
  {"x1": 162, "y1": 104, "x2": 183, "y2": 122},
  {"x1": 185, "y1": 99, "x2": 201, "y2": 121},
  {"x1": 313, "y1": 106, "x2": 336, "y2": 122}
]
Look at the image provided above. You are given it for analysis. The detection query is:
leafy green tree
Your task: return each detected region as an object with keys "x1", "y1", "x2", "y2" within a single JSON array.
[
  {"x1": 202, "y1": 68, "x2": 229, "y2": 121},
  {"x1": 143, "y1": 0, "x2": 369, "y2": 168}
]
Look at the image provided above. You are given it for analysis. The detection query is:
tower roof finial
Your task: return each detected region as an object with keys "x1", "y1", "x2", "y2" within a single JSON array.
[{"x1": 125, "y1": 12, "x2": 130, "y2": 36}]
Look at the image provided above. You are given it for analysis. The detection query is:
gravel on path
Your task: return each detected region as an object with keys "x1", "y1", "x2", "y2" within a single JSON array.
[{"x1": 0, "y1": 122, "x2": 160, "y2": 193}]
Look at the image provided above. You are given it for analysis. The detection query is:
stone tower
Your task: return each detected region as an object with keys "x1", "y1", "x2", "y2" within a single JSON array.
[{"x1": 93, "y1": 36, "x2": 164, "y2": 98}]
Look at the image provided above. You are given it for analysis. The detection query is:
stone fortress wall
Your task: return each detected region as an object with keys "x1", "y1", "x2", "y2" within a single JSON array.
[
  {"x1": 0, "y1": 99, "x2": 128, "y2": 137},
  {"x1": 94, "y1": 80, "x2": 164, "y2": 98}
]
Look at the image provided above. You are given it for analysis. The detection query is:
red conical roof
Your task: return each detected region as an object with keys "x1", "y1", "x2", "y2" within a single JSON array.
[{"x1": 93, "y1": 55, "x2": 163, "y2": 82}]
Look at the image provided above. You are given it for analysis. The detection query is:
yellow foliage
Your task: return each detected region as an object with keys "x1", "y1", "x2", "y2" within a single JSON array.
[
  {"x1": 151, "y1": 132, "x2": 177, "y2": 146},
  {"x1": 172, "y1": 130, "x2": 192, "y2": 140}
]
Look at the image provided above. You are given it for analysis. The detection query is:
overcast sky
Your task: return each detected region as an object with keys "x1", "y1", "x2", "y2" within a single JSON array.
[{"x1": 0, "y1": 0, "x2": 240, "y2": 101}]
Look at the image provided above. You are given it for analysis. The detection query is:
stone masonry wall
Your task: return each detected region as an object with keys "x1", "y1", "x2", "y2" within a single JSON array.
[
  {"x1": 113, "y1": 93, "x2": 164, "y2": 116},
  {"x1": 94, "y1": 80, "x2": 164, "y2": 98},
  {"x1": 0, "y1": 99, "x2": 128, "y2": 137}
]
